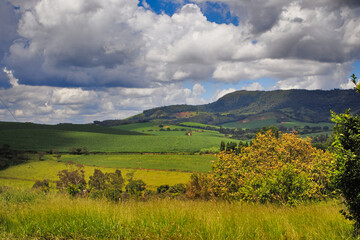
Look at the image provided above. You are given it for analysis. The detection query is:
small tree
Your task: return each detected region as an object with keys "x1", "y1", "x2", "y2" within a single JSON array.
[
  {"x1": 88, "y1": 169, "x2": 108, "y2": 191},
  {"x1": 332, "y1": 110, "x2": 360, "y2": 233},
  {"x1": 351, "y1": 73, "x2": 360, "y2": 93},
  {"x1": 211, "y1": 130, "x2": 335, "y2": 204},
  {"x1": 332, "y1": 75, "x2": 360, "y2": 233},
  {"x1": 126, "y1": 179, "x2": 146, "y2": 198},
  {"x1": 37, "y1": 152, "x2": 46, "y2": 161},
  {"x1": 32, "y1": 179, "x2": 50, "y2": 192},
  {"x1": 220, "y1": 141, "x2": 225, "y2": 151},
  {"x1": 56, "y1": 167, "x2": 86, "y2": 196},
  {"x1": 88, "y1": 169, "x2": 125, "y2": 201}
]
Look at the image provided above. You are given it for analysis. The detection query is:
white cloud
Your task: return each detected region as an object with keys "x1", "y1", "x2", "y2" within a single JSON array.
[
  {"x1": 241, "y1": 82, "x2": 264, "y2": 91},
  {"x1": 2, "y1": 0, "x2": 359, "y2": 90},
  {"x1": 211, "y1": 88, "x2": 236, "y2": 101},
  {"x1": 0, "y1": 69, "x2": 207, "y2": 123},
  {"x1": 1, "y1": 0, "x2": 360, "y2": 123}
]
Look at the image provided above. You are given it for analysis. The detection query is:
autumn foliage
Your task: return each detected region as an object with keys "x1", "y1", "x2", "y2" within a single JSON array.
[{"x1": 188, "y1": 130, "x2": 335, "y2": 204}]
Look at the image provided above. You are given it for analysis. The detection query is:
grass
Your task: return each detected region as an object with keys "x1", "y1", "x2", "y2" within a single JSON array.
[
  {"x1": 179, "y1": 122, "x2": 220, "y2": 130},
  {"x1": 0, "y1": 121, "x2": 143, "y2": 135},
  {"x1": 0, "y1": 158, "x2": 193, "y2": 190},
  {"x1": 0, "y1": 122, "x2": 230, "y2": 153},
  {"x1": 222, "y1": 117, "x2": 334, "y2": 132},
  {"x1": 60, "y1": 154, "x2": 216, "y2": 172},
  {"x1": 0, "y1": 190, "x2": 355, "y2": 239}
]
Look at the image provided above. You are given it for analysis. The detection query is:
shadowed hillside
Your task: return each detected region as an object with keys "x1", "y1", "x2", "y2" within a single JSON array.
[{"x1": 96, "y1": 89, "x2": 360, "y2": 126}]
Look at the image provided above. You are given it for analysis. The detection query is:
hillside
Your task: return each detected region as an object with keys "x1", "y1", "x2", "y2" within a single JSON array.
[{"x1": 97, "y1": 89, "x2": 360, "y2": 126}]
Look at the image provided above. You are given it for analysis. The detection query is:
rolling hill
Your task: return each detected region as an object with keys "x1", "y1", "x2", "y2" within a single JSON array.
[{"x1": 96, "y1": 89, "x2": 360, "y2": 127}]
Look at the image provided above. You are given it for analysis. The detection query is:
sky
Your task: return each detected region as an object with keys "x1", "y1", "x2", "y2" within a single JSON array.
[{"x1": 0, "y1": 0, "x2": 360, "y2": 124}]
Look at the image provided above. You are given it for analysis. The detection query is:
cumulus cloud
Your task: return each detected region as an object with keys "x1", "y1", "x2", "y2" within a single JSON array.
[
  {"x1": 0, "y1": 68, "x2": 207, "y2": 123},
  {"x1": 2, "y1": 0, "x2": 358, "y2": 90},
  {"x1": 1, "y1": 0, "x2": 360, "y2": 123},
  {"x1": 241, "y1": 82, "x2": 264, "y2": 91}
]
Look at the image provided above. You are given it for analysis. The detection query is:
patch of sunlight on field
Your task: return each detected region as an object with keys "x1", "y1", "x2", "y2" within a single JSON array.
[
  {"x1": 0, "y1": 159, "x2": 192, "y2": 190},
  {"x1": 60, "y1": 153, "x2": 216, "y2": 172}
]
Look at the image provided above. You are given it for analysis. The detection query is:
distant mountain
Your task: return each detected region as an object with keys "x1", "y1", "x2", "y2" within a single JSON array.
[{"x1": 96, "y1": 89, "x2": 360, "y2": 127}]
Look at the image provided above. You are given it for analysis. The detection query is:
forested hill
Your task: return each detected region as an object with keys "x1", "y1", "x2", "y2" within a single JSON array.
[{"x1": 97, "y1": 89, "x2": 360, "y2": 126}]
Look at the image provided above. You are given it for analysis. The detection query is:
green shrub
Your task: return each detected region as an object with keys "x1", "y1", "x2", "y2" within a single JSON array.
[
  {"x1": 332, "y1": 109, "x2": 360, "y2": 232},
  {"x1": 125, "y1": 179, "x2": 146, "y2": 198},
  {"x1": 32, "y1": 179, "x2": 50, "y2": 193}
]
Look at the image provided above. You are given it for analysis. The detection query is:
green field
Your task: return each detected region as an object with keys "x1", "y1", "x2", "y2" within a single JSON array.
[
  {"x1": 0, "y1": 121, "x2": 229, "y2": 153},
  {"x1": 60, "y1": 154, "x2": 215, "y2": 172},
  {"x1": 222, "y1": 116, "x2": 334, "y2": 131},
  {"x1": 0, "y1": 192, "x2": 353, "y2": 239},
  {"x1": 0, "y1": 157, "x2": 193, "y2": 190},
  {"x1": 179, "y1": 122, "x2": 220, "y2": 130}
]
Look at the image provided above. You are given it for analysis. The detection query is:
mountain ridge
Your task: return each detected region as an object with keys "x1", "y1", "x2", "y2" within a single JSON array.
[{"x1": 96, "y1": 89, "x2": 360, "y2": 127}]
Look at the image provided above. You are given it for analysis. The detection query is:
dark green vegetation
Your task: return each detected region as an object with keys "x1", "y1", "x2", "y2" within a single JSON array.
[
  {"x1": 332, "y1": 111, "x2": 360, "y2": 232},
  {"x1": 97, "y1": 89, "x2": 360, "y2": 127},
  {"x1": 0, "y1": 144, "x2": 29, "y2": 170}
]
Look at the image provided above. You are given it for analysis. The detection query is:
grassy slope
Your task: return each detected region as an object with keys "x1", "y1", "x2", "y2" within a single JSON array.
[
  {"x1": 221, "y1": 113, "x2": 334, "y2": 131},
  {"x1": 0, "y1": 157, "x2": 192, "y2": 190},
  {"x1": 0, "y1": 193, "x2": 353, "y2": 239}
]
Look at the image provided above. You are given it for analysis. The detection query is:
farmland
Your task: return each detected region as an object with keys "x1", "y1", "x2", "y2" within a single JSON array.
[
  {"x1": 0, "y1": 119, "x2": 354, "y2": 239},
  {"x1": 0, "y1": 157, "x2": 193, "y2": 190},
  {"x1": 0, "y1": 121, "x2": 229, "y2": 153},
  {"x1": 60, "y1": 154, "x2": 215, "y2": 172}
]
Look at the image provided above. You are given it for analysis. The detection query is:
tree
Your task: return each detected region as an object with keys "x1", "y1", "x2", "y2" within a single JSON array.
[
  {"x1": 332, "y1": 107, "x2": 360, "y2": 232},
  {"x1": 88, "y1": 169, "x2": 125, "y2": 201},
  {"x1": 125, "y1": 179, "x2": 146, "y2": 198},
  {"x1": 88, "y1": 169, "x2": 108, "y2": 191},
  {"x1": 220, "y1": 141, "x2": 225, "y2": 151},
  {"x1": 210, "y1": 130, "x2": 335, "y2": 204},
  {"x1": 56, "y1": 166, "x2": 86, "y2": 196},
  {"x1": 351, "y1": 74, "x2": 360, "y2": 93},
  {"x1": 331, "y1": 74, "x2": 360, "y2": 233}
]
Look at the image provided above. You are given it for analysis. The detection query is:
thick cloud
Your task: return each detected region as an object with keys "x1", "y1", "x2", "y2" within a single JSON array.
[
  {"x1": 1, "y1": 0, "x2": 360, "y2": 123},
  {"x1": 2, "y1": 0, "x2": 359, "y2": 89},
  {"x1": 0, "y1": 68, "x2": 207, "y2": 123}
]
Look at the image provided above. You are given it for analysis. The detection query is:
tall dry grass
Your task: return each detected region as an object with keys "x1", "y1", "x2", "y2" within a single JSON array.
[{"x1": 0, "y1": 188, "x2": 355, "y2": 239}]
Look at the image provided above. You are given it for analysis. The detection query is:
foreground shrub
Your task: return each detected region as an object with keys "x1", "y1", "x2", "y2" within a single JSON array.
[
  {"x1": 190, "y1": 131, "x2": 335, "y2": 204},
  {"x1": 332, "y1": 109, "x2": 360, "y2": 232}
]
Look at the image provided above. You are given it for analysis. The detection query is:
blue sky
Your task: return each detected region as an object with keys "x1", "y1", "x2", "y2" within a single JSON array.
[{"x1": 0, "y1": 0, "x2": 360, "y2": 123}]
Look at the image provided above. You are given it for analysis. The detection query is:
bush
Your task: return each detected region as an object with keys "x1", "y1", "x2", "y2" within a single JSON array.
[
  {"x1": 332, "y1": 110, "x2": 360, "y2": 232},
  {"x1": 157, "y1": 184, "x2": 170, "y2": 194},
  {"x1": 209, "y1": 130, "x2": 335, "y2": 204},
  {"x1": 186, "y1": 173, "x2": 214, "y2": 200},
  {"x1": 32, "y1": 179, "x2": 50, "y2": 193},
  {"x1": 56, "y1": 167, "x2": 86, "y2": 196},
  {"x1": 125, "y1": 179, "x2": 146, "y2": 198},
  {"x1": 168, "y1": 184, "x2": 186, "y2": 198}
]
